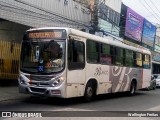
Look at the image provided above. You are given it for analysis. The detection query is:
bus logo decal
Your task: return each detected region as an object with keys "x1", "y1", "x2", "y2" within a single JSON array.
[
  {"x1": 112, "y1": 66, "x2": 122, "y2": 76},
  {"x1": 94, "y1": 67, "x2": 108, "y2": 76}
]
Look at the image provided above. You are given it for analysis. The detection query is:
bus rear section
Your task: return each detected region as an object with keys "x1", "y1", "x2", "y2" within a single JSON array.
[{"x1": 84, "y1": 38, "x2": 151, "y2": 98}]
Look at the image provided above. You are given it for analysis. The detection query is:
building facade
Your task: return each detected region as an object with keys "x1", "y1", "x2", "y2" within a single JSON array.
[
  {"x1": 120, "y1": 3, "x2": 160, "y2": 74},
  {"x1": 0, "y1": 0, "x2": 92, "y2": 80},
  {"x1": 0, "y1": 0, "x2": 91, "y2": 29},
  {"x1": 98, "y1": 0, "x2": 122, "y2": 37}
]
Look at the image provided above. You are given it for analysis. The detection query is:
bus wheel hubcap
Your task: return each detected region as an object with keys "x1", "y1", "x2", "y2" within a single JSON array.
[
  {"x1": 87, "y1": 87, "x2": 93, "y2": 97},
  {"x1": 131, "y1": 87, "x2": 134, "y2": 93}
]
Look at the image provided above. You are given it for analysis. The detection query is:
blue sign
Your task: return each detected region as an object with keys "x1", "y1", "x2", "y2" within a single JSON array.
[
  {"x1": 142, "y1": 19, "x2": 156, "y2": 47},
  {"x1": 38, "y1": 66, "x2": 44, "y2": 71}
]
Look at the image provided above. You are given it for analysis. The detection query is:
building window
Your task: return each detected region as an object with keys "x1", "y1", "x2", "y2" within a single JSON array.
[{"x1": 64, "y1": 0, "x2": 68, "y2": 5}]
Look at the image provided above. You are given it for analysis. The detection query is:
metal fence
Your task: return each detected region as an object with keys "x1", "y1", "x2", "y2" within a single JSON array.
[{"x1": 0, "y1": 40, "x2": 21, "y2": 80}]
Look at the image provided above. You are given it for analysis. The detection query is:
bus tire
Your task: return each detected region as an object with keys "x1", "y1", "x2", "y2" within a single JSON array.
[
  {"x1": 84, "y1": 82, "x2": 95, "y2": 102},
  {"x1": 152, "y1": 83, "x2": 156, "y2": 90},
  {"x1": 129, "y1": 81, "x2": 136, "y2": 96}
]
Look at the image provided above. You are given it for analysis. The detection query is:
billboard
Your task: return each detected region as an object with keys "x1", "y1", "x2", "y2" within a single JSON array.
[
  {"x1": 125, "y1": 8, "x2": 144, "y2": 41},
  {"x1": 142, "y1": 19, "x2": 156, "y2": 47}
]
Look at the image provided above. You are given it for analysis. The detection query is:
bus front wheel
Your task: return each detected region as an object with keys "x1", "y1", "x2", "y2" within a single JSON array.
[{"x1": 84, "y1": 82, "x2": 95, "y2": 102}]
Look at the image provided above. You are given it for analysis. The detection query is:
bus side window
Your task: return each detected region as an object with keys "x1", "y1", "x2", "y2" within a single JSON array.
[
  {"x1": 100, "y1": 43, "x2": 112, "y2": 65},
  {"x1": 115, "y1": 47, "x2": 123, "y2": 66},
  {"x1": 135, "y1": 52, "x2": 143, "y2": 67},
  {"x1": 68, "y1": 38, "x2": 85, "y2": 70},
  {"x1": 143, "y1": 54, "x2": 150, "y2": 69},
  {"x1": 125, "y1": 49, "x2": 134, "y2": 67},
  {"x1": 87, "y1": 40, "x2": 99, "y2": 63},
  {"x1": 110, "y1": 46, "x2": 115, "y2": 64}
]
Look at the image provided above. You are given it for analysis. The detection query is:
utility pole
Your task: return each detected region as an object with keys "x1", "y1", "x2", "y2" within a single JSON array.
[{"x1": 89, "y1": 0, "x2": 99, "y2": 34}]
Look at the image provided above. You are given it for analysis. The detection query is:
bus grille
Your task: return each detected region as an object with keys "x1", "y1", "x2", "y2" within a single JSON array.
[
  {"x1": 30, "y1": 87, "x2": 46, "y2": 93},
  {"x1": 29, "y1": 82, "x2": 50, "y2": 87},
  {"x1": 30, "y1": 75, "x2": 53, "y2": 81}
]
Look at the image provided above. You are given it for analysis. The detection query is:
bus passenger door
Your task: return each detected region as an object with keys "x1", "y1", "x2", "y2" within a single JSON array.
[{"x1": 66, "y1": 37, "x2": 86, "y2": 98}]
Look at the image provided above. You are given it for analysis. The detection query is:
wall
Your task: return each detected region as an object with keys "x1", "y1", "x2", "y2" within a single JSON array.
[
  {"x1": 0, "y1": 20, "x2": 29, "y2": 80},
  {"x1": 104, "y1": 0, "x2": 122, "y2": 13},
  {"x1": 0, "y1": 0, "x2": 91, "y2": 29},
  {"x1": 0, "y1": 20, "x2": 30, "y2": 43}
]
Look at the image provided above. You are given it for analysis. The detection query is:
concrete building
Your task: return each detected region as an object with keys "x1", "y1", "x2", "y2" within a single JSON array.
[
  {"x1": 120, "y1": 3, "x2": 160, "y2": 74},
  {"x1": 0, "y1": 0, "x2": 92, "y2": 80},
  {"x1": 152, "y1": 24, "x2": 160, "y2": 74},
  {"x1": 0, "y1": 0, "x2": 91, "y2": 29}
]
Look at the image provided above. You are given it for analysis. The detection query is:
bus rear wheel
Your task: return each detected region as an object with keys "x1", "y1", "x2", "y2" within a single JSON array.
[
  {"x1": 129, "y1": 81, "x2": 136, "y2": 96},
  {"x1": 84, "y1": 82, "x2": 95, "y2": 102}
]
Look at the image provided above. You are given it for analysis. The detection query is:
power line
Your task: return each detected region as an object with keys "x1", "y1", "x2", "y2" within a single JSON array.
[
  {"x1": 13, "y1": 0, "x2": 89, "y2": 28},
  {"x1": 140, "y1": 0, "x2": 160, "y2": 23},
  {"x1": 0, "y1": 0, "x2": 92, "y2": 29},
  {"x1": 0, "y1": 3, "x2": 79, "y2": 27},
  {"x1": 149, "y1": 0, "x2": 160, "y2": 18}
]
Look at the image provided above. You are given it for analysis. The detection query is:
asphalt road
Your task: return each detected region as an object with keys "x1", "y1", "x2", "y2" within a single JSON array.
[
  {"x1": 0, "y1": 88, "x2": 160, "y2": 110},
  {"x1": 0, "y1": 88, "x2": 160, "y2": 119}
]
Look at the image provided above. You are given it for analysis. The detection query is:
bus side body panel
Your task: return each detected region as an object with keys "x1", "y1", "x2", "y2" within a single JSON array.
[
  {"x1": 142, "y1": 69, "x2": 151, "y2": 88},
  {"x1": 66, "y1": 69, "x2": 86, "y2": 98},
  {"x1": 86, "y1": 64, "x2": 111, "y2": 94},
  {"x1": 110, "y1": 66, "x2": 143, "y2": 92},
  {"x1": 85, "y1": 64, "x2": 144, "y2": 95}
]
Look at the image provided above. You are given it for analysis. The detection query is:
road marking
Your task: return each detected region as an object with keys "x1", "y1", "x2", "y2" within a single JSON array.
[{"x1": 147, "y1": 105, "x2": 160, "y2": 111}]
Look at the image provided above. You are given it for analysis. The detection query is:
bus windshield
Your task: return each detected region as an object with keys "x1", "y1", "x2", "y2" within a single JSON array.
[{"x1": 20, "y1": 39, "x2": 65, "y2": 74}]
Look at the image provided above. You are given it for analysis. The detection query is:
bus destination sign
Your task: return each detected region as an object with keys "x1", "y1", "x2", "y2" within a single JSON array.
[{"x1": 28, "y1": 32, "x2": 63, "y2": 39}]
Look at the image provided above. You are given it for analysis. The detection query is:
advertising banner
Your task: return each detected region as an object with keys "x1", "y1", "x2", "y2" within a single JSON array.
[
  {"x1": 142, "y1": 19, "x2": 156, "y2": 47},
  {"x1": 125, "y1": 8, "x2": 144, "y2": 41}
]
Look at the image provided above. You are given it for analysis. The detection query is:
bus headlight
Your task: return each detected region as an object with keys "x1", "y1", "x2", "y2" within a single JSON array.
[
  {"x1": 51, "y1": 77, "x2": 64, "y2": 87},
  {"x1": 19, "y1": 76, "x2": 27, "y2": 85}
]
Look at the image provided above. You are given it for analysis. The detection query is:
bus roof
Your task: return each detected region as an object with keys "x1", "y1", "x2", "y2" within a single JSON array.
[{"x1": 27, "y1": 27, "x2": 151, "y2": 55}]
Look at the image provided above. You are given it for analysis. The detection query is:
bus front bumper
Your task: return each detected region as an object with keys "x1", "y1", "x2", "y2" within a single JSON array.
[{"x1": 19, "y1": 83, "x2": 64, "y2": 98}]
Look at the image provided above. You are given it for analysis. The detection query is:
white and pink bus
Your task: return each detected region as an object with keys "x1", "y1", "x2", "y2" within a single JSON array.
[{"x1": 19, "y1": 27, "x2": 151, "y2": 101}]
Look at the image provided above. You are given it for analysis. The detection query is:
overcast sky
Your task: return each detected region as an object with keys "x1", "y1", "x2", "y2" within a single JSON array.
[{"x1": 122, "y1": 0, "x2": 160, "y2": 25}]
